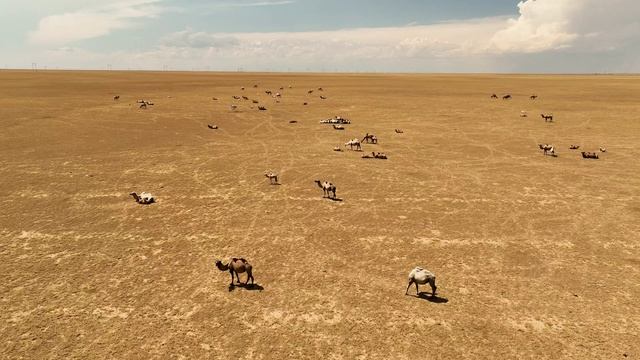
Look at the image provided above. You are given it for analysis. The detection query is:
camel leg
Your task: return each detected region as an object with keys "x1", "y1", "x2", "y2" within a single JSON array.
[
  {"x1": 430, "y1": 279, "x2": 437, "y2": 297},
  {"x1": 415, "y1": 282, "x2": 420, "y2": 295},
  {"x1": 405, "y1": 279, "x2": 414, "y2": 295},
  {"x1": 246, "y1": 270, "x2": 253, "y2": 285},
  {"x1": 235, "y1": 272, "x2": 241, "y2": 284},
  {"x1": 228, "y1": 270, "x2": 234, "y2": 286}
]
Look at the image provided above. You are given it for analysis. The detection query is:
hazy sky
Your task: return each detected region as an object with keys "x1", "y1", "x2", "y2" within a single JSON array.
[{"x1": 0, "y1": 0, "x2": 638, "y2": 72}]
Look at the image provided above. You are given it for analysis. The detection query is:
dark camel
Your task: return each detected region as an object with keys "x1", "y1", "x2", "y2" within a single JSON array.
[{"x1": 215, "y1": 258, "x2": 255, "y2": 286}]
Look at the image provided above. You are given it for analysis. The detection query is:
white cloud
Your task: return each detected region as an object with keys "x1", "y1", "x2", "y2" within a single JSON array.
[{"x1": 28, "y1": 0, "x2": 166, "y2": 46}]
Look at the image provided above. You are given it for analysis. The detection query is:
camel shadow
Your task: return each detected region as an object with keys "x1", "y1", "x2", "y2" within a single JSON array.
[
  {"x1": 327, "y1": 197, "x2": 343, "y2": 202},
  {"x1": 228, "y1": 283, "x2": 264, "y2": 292},
  {"x1": 416, "y1": 292, "x2": 449, "y2": 303}
]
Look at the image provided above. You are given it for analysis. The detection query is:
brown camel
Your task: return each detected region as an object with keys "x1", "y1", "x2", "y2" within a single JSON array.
[
  {"x1": 503, "y1": 94, "x2": 512, "y2": 100},
  {"x1": 530, "y1": 95, "x2": 538, "y2": 100},
  {"x1": 264, "y1": 171, "x2": 278, "y2": 184},
  {"x1": 541, "y1": 114, "x2": 553, "y2": 122},
  {"x1": 490, "y1": 94, "x2": 498, "y2": 99},
  {"x1": 215, "y1": 258, "x2": 254, "y2": 286},
  {"x1": 113, "y1": 95, "x2": 120, "y2": 100}
]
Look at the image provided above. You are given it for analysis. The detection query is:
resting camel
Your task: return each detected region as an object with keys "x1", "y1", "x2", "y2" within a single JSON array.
[
  {"x1": 253, "y1": 84, "x2": 258, "y2": 88},
  {"x1": 333, "y1": 125, "x2": 345, "y2": 130},
  {"x1": 139, "y1": 103, "x2": 147, "y2": 109},
  {"x1": 230, "y1": 104, "x2": 238, "y2": 111},
  {"x1": 252, "y1": 100, "x2": 259, "y2": 104},
  {"x1": 362, "y1": 133, "x2": 378, "y2": 144},
  {"x1": 320, "y1": 95, "x2": 327, "y2": 100},
  {"x1": 541, "y1": 114, "x2": 553, "y2": 122},
  {"x1": 212, "y1": 97, "x2": 218, "y2": 101},
  {"x1": 265, "y1": 90, "x2": 272, "y2": 95},
  {"x1": 520, "y1": 111, "x2": 528, "y2": 118},
  {"x1": 491, "y1": 94, "x2": 498, "y2": 99},
  {"x1": 303, "y1": 102, "x2": 308, "y2": 106},
  {"x1": 345, "y1": 138, "x2": 362, "y2": 151},
  {"x1": 130, "y1": 192, "x2": 155, "y2": 204},
  {"x1": 530, "y1": 95, "x2": 538, "y2": 100},
  {"x1": 405, "y1": 267, "x2": 437, "y2": 296},
  {"x1": 314, "y1": 180, "x2": 336, "y2": 199},
  {"x1": 395, "y1": 129, "x2": 404, "y2": 134},
  {"x1": 318, "y1": 87, "x2": 324, "y2": 91},
  {"x1": 600, "y1": 147, "x2": 607, "y2": 153},
  {"x1": 113, "y1": 95, "x2": 120, "y2": 100},
  {"x1": 569, "y1": 145, "x2": 580, "y2": 150},
  {"x1": 264, "y1": 171, "x2": 278, "y2": 185},
  {"x1": 242, "y1": 96, "x2": 249, "y2": 100},
  {"x1": 308, "y1": 90, "x2": 314, "y2": 94},
  {"x1": 207, "y1": 124, "x2": 218, "y2": 129},
  {"x1": 362, "y1": 151, "x2": 387, "y2": 159},
  {"x1": 241, "y1": 87, "x2": 245, "y2": 91},
  {"x1": 582, "y1": 151, "x2": 599, "y2": 159},
  {"x1": 233, "y1": 95, "x2": 241, "y2": 100},
  {"x1": 503, "y1": 94, "x2": 512, "y2": 100},
  {"x1": 258, "y1": 106, "x2": 267, "y2": 111},
  {"x1": 215, "y1": 258, "x2": 254, "y2": 286}
]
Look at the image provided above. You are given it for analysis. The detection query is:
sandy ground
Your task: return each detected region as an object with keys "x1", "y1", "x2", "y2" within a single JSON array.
[{"x1": 0, "y1": 71, "x2": 639, "y2": 359}]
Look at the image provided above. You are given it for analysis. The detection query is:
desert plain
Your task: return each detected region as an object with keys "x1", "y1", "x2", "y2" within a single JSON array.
[{"x1": 0, "y1": 71, "x2": 639, "y2": 359}]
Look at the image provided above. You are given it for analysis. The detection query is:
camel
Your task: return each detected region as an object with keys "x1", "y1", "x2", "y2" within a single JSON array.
[
  {"x1": 362, "y1": 151, "x2": 387, "y2": 159},
  {"x1": 314, "y1": 180, "x2": 336, "y2": 199},
  {"x1": 530, "y1": 95, "x2": 538, "y2": 100},
  {"x1": 215, "y1": 258, "x2": 254, "y2": 286},
  {"x1": 520, "y1": 111, "x2": 528, "y2": 118},
  {"x1": 318, "y1": 87, "x2": 323, "y2": 91},
  {"x1": 258, "y1": 106, "x2": 267, "y2": 111},
  {"x1": 582, "y1": 151, "x2": 599, "y2": 159},
  {"x1": 113, "y1": 95, "x2": 120, "y2": 100},
  {"x1": 139, "y1": 103, "x2": 147, "y2": 109},
  {"x1": 491, "y1": 94, "x2": 498, "y2": 99},
  {"x1": 539, "y1": 144, "x2": 556, "y2": 156},
  {"x1": 345, "y1": 138, "x2": 362, "y2": 151},
  {"x1": 333, "y1": 146, "x2": 343, "y2": 152},
  {"x1": 320, "y1": 95, "x2": 327, "y2": 100},
  {"x1": 362, "y1": 133, "x2": 378, "y2": 144},
  {"x1": 503, "y1": 94, "x2": 512, "y2": 100},
  {"x1": 395, "y1": 129, "x2": 404, "y2": 134},
  {"x1": 252, "y1": 100, "x2": 259, "y2": 104},
  {"x1": 130, "y1": 192, "x2": 155, "y2": 204},
  {"x1": 600, "y1": 147, "x2": 607, "y2": 153},
  {"x1": 241, "y1": 87, "x2": 245, "y2": 91},
  {"x1": 253, "y1": 84, "x2": 258, "y2": 88},
  {"x1": 541, "y1": 114, "x2": 553, "y2": 122},
  {"x1": 265, "y1": 90, "x2": 272, "y2": 95},
  {"x1": 207, "y1": 124, "x2": 218, "y2": 129},
  {"x1": 569, "y1": 145, "x2": 580, "y2": 150},
  {"x1": 333, "y1": 125, "x2": 345, "y2": 130},
  {"x1": 289, "y1": 120, "x2": 298, "y2": 124},
  {"x1": 264, "y1": 171, "x2": 278, "y2": 184},
  {"x1": 405, "y1": 267, "x2": 437, "y2": 296},
  {"x1": 308, "y1": 90, "x2": 314, "y2": 94},
  {"x1": 212, "y1": 97, "x2": 218, "y2": 101},
  {"x1": 233, "y1": 96, "x2": 241, "y2": 100},
  {"x1": 242, "y1": 96, "x2": 249, "y2": 100},
  {"x1": 303, "y1": 102, "x2": 308, "y2": 106},
  {"x1": 230, "y1": 104, "x2": 238, "y2": 111}
]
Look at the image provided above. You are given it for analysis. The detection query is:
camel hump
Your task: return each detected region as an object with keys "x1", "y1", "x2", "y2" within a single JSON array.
[{"x1": 231, "y1": 257, "x2": 248, "y2": 263}]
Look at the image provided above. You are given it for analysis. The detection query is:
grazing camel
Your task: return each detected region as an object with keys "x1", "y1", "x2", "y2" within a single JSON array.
[
  {"x1": 539, "y1": 144, "x2": 556, "y2": 156},
  {"x1": 264, "y1": 171, "x2": 278, "y2": 185},
  {"x1": 258, "y1": 106, "x2": 267, "y2": 111},
  {"x1": 113, "y1": 95, "x2": 120, "y2": 100},
  {"x1": 345, "y1": 138, "x2": 362, "y2": 151},
  {"x1": 491, "y1": 94, "x2": 498, "y2": 99},
  {"x1": 130, "y1": 192, "x2": 155, "y2": 204},
  {"x1": 395, "y1": 129, "x2": 404, "y2": 134},
  {"x1": 541, "y1": 114, "x2": 554, "y2": 122},
  {"x1": 215, "y1": 258, "x2": 255, "y2": 286},
  {"x1": 582, "y1": 151, "x2": 599, "y2": 159},
  {"x1": 207, "y1": 124, "x2": 218, "y2": 129},
  {"x1": 314, "y1": 180, "x2": 337, "y2": 199},
  {"x1": 569, "y1": 145, "x2": 580, "y2": 150},
  {"x1": 503, "y1": 94, "x2": 512, "y2": 100},
  {"x1": 362, "y1": 133, "x2": 378, "y2": 144},
  {"x1": 405, "y1": 267, "x2": 437, "y2": 296},
  {"x1": 530, "y1": 95, "x2": 538, "y2": 100}
]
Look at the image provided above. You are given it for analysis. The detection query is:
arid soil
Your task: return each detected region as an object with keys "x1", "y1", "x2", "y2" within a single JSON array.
[{"x1": 1, "y1": 71, "x2": 639, "y2": 359}]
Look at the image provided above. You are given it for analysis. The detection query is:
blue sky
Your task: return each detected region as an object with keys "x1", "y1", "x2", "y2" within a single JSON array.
[{"x1": 0, "y1": 0, "x2": 638, "y2": 72}]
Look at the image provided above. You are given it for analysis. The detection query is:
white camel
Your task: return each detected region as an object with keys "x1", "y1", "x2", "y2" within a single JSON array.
[
  {"x1": 344, "y1": 138, "x2": 362, "y2": 151},
  {"x1": 314, "y1": 180, "x2": 336, "y2": 199},
  {"x1": 130, "y1": 192, "x2": 155, "y2": 204},
  {"x1": 405, "y1": 266, "x2": 437, "y2": 296}
]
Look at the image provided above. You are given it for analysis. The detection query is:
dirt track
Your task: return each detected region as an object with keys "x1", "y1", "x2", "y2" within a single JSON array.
[{"x1": 1, "y1": 71, "x2": 639, "y2": 359}]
